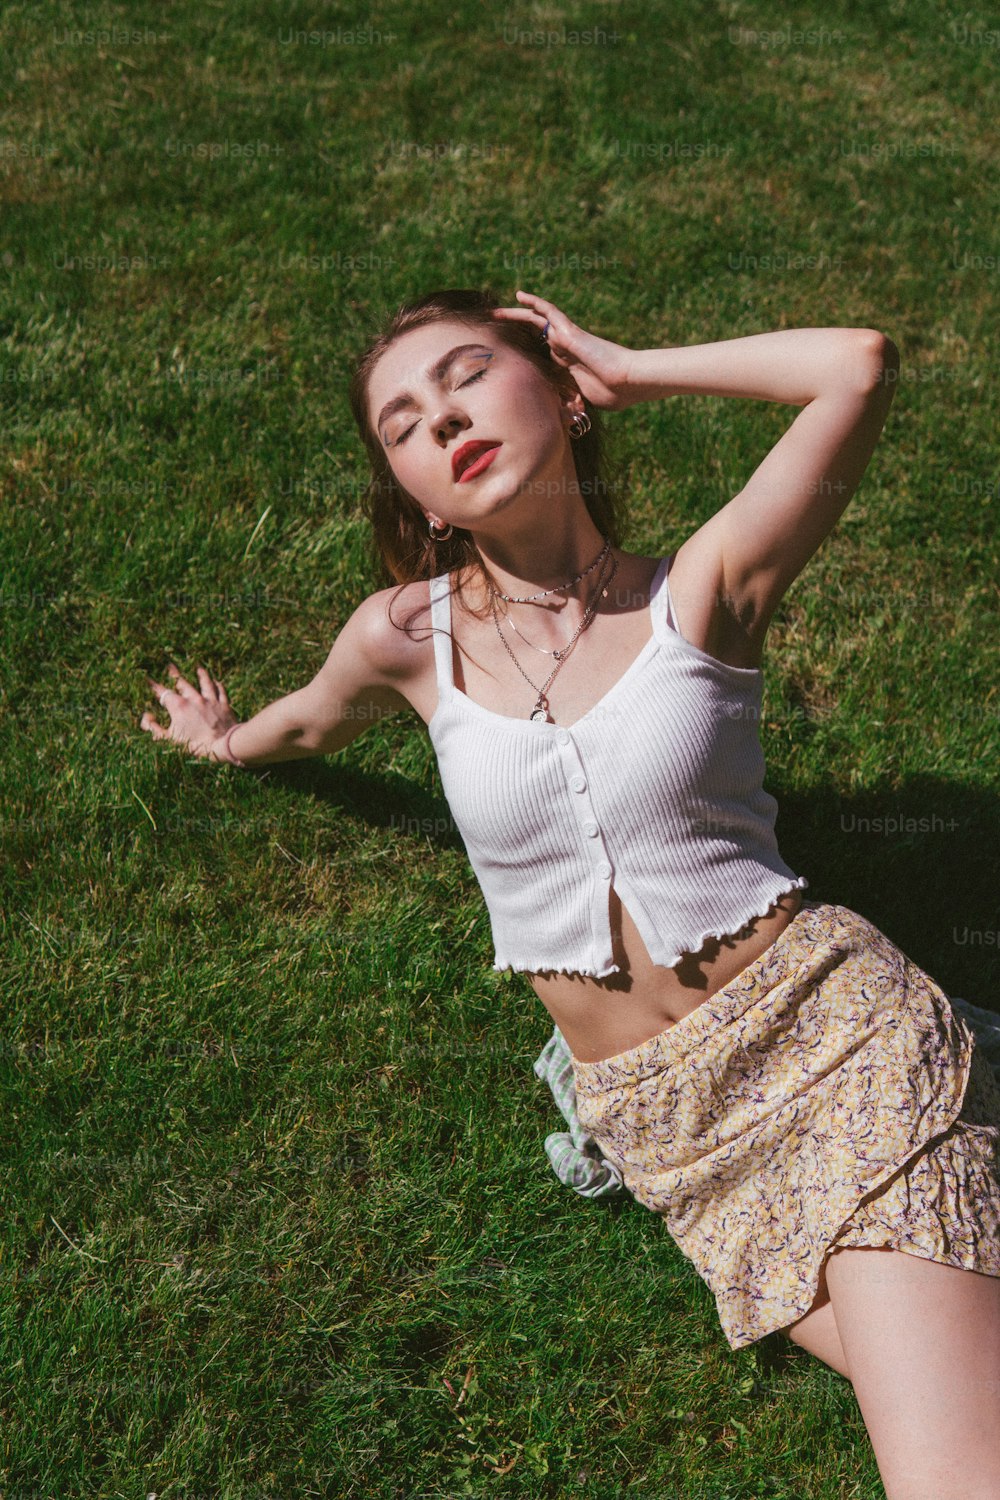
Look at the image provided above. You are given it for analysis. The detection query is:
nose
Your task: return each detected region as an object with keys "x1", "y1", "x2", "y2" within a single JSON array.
[{"x1": 433, "y1": 407, "x2": 469, "y2": 443}]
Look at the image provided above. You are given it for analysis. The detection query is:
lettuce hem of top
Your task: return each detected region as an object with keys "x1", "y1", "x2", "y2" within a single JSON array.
[
  {"x1": 490, "y1": 874, "x2": 811, "y2": 980},
  {"x1": 493, "y1": 956, "x2": 622, "y2": 980}
]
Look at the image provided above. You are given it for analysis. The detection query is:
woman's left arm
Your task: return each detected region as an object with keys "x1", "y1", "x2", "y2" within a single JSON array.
[
  {"x1": 625, "y1": 327, "x2": 900, "y2": 636},
  {"x1": 495, "y1": 294, "x2": 899, "y2": 639}
]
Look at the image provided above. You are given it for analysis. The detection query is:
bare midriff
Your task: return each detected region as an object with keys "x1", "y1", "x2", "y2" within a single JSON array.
[{"x1": 527, "y1": 885, "x2": 805, "y2": 1063}]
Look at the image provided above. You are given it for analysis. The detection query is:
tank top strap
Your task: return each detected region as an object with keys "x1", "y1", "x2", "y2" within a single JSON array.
[
  {"x1": 427, "y1": 571, "x2": 456, "y2": 696},
  {"x1": 665, "y1": 555, "x2": 680, "y2": 636},
  {"x1": 651, "y1": 552, "x2": 679, "y2": 640}
]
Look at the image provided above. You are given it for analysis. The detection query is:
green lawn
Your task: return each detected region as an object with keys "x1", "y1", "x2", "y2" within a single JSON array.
[{"x1": 2, "y1": 2, "x2": 997, "y2": 1495}]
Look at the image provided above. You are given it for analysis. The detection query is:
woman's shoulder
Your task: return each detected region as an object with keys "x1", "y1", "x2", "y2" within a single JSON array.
[{"x1": 350, "y1": 576, "x2": 436, "y2": 680}]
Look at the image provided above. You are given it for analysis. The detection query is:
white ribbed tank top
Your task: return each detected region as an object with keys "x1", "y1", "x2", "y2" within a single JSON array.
[{"x1": 426, "y1": 553, "x2": 808, "y2": 978}]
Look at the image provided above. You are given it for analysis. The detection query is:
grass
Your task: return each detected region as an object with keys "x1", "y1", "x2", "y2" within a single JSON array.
[{"x1": 1, "y1": 1, "x2": 998, "y2": 1495}]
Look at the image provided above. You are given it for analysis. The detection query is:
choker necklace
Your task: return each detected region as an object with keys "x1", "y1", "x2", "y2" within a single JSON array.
[
  {"x1": 489, "y1": 537, "x2": 612, "y2": 604},
  {"x1": 488, "y1": 547, "x2": 619, "y2": 721}
]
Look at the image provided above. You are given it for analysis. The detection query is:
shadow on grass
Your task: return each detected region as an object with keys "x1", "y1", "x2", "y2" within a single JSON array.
[{"x1": 774, "y1": 773, "x2": 1000, "y2": 1006}]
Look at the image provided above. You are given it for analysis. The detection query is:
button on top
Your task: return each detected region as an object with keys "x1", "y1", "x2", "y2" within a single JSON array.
[
  {"x1": 570, "y1": 775, "x2": 586, "y2": 793},
  {"x1": 597, "y1": 861, "x2": 613, "y2": 879},
  {"x1": 583, "y1": 821, "x2": 599, "y2": 837},
  {"x1": 556, "y1": 728, "x2": 571, "y2": 746}
]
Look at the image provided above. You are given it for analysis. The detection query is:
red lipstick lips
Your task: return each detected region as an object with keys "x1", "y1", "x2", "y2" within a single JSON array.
[{"x1": 453, "y1": 440, "x2": 502, "y2": 482}]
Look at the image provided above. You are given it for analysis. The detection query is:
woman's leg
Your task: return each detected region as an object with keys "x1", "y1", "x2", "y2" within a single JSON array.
[
  {"x1": 779, "y1": 1259, "x2": 852, "y2": 1379},
  {"x1": 825, "y1": 1244, "x2": 1000, "y2": 1499}
]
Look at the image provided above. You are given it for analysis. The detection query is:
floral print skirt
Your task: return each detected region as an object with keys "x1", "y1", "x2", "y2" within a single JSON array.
[{"x1": 571, "y1": 899, "x2": 1000, "y2": 1351}]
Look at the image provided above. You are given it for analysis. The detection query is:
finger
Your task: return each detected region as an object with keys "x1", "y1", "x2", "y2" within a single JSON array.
[
  {"x1": 492, "y1": 304, "x2": 575, "y2": 358},
  {"x1": 197, "y1": 665, "x2": 219, "y2": 702},
  {"x1": 166, "y1": 662, "x2": 199, "y2": 700},
  {"x1": 490, "y1": 306, "x2": 545, "y2": 323},
  {"x1": 147, "y1": 676, "x2": 174, "y2": 706},
  {"x1": 139, "y1": 712, "x2": 169, "y2": 740},
  {"x1": 217, "y1": 680, "x2": 230, "y2": 708},
  {"x1": 514, "y1": 289, "x2": 571, "y2": 319},
  {"x1": 506, "y1": 293, "x2": 578, "y2": 347}
]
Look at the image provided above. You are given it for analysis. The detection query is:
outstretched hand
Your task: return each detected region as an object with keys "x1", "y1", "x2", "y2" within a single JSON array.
[
  {"x1": 492, "y1": 290, "x2": 638, "y2": 411},
  {"x1": 140, "y1": 662, "x2": 238, "y2": 760}
]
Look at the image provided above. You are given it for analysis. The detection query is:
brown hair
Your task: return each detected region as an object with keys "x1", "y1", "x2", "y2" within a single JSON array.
[{"x1": 347, "y1": 287, "x2": 627, "y2": 624}]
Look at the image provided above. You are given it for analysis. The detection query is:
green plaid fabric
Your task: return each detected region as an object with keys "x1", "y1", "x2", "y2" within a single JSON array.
[
  {"x1": 532, "y1": 1026, "x2": 626, "y2": 1198},
  {"x1": 954, "y1": 994, "x2": 1000, "y2": 1076},
  {"x1": 533, "y1": 995, "x2": 1000, "y2": 1201}
]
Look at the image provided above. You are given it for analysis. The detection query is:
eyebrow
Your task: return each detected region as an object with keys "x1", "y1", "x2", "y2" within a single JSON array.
[{"x1": 375, "y1": 344, "x2": 494, "y2": 434}]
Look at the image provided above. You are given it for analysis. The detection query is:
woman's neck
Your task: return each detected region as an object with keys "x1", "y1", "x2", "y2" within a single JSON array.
[{"x1": 469, "y1": 533, "x2": 612, "y2": 605}]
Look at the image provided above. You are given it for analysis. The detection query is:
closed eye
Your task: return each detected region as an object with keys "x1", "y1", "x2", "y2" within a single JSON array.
[{"x1": 387, "y1": 367, "x2": 489, "y2": 447}]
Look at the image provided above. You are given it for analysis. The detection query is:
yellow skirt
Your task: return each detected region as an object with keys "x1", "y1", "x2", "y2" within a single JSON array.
[{"x1": 571, "y1": 899, "x2": 1000, "y2": 1351}]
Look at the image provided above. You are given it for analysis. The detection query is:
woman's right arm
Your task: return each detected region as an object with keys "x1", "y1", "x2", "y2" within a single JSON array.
[{"x1": 140, "y1": 590, "x2": 413, "y2": 767}]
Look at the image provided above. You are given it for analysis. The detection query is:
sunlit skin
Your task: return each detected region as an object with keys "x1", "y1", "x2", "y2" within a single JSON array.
[
  {"x1": 138, "y1": 298, "x2": 1000, "y2": 1468},
  {"x1": 364, "y1": 317, "x2": 609, "y2": 609},
  {"x1": 363, "y1": 313, "x2": 809, "y2": 1078}
]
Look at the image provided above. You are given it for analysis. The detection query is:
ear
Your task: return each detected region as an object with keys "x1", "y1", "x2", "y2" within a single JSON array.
[
  {"x1": 553, "y1": 367, "x2": 585, "y2": 415},
  {"x1": 562, "y1": 389, "x2": 587, "y2": 425}
]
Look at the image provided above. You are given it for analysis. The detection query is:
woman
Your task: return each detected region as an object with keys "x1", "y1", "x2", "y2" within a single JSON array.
[{"x1": 140, "y1": 288, "x2": 1000, "y2": 1496}]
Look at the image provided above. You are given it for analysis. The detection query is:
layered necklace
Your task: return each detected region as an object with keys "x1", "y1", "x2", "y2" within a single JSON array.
[{"x1": 486, "y1": 536, "x2": 618, "y2": 722}]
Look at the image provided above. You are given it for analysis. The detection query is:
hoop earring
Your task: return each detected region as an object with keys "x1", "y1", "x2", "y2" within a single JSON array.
[
  {"x1": 428, "y1": 518, "x2": 454, "y2": 541},
  {"x1": 568, "y1": 411, "x2": 592, "y2": 439}
]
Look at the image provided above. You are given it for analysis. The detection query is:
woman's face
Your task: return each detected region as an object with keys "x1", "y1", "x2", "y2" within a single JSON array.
[{"x1": 365, "y1": 318, "x2": 581, "y2": 531}]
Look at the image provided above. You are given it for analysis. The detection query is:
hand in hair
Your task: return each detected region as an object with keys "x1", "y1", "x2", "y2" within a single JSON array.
[{"x1": 492, "y1": 289, "x2": 639, "y2": 412}]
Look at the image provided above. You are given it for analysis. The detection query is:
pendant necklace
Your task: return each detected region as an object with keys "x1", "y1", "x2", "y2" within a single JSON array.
[{"x1": 488, "y1": 545, "x2": 618, "y2": 722}]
